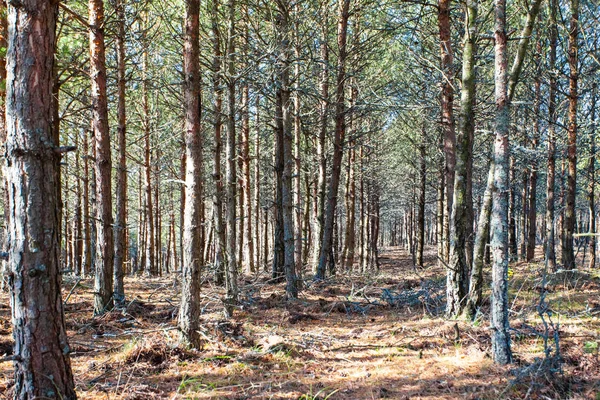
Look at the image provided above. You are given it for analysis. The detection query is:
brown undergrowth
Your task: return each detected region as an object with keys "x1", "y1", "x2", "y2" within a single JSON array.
[{"x1": 1, "y1": 247, "x2": 599, "y2": 399}]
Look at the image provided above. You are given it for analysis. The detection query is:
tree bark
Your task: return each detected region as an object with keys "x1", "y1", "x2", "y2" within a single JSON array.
[
  {"x1": 311, "y1": 7, "x2": 329, "y2": 273},
  {"x1": 179, "y1": 0, "x2": 203, "y2": 348},
  {"x1": 316, "y1": 0, "x2": 350, "y2": 280},
  {"x1": 6, "y1": 1, "x2": 77, "y2": 396},
  {"x1": 211, "y1": 0, "x2": 226, "y2": 284},
  {"x1": 588, "y1": 84, "x2": 597, "y2": 269},
  {"x1": 446, "y1": 0, "x2": 477, "y2": 317},
  {"x1": 491, "y1": 0, "x2": 512, "y2": 364},
  {"x1": 113, "y1": 0, "x2": 127, "y2": 305},
  {"x1": 438, "y1": 0, "x2": 455, "y2": 262},
  {"x1": 466, "y1": 160, "x2": 494, "y2": 319},
  {"x1": 563, "y1": 0, "x2": 579, "y2": 269},
  {"x1": 545, "y1": 0, "x2": 558, "y2": 271},
  {"x1": 90, "y1": 0, "x2": 114, "y2": 315},
  {"x1": 224, "y1": 0, "x2": 239, "y2": 315}
]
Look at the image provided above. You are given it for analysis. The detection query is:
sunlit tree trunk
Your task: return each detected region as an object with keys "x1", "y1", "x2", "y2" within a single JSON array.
[
  {"x1": 6, "y1": 1, "x2": 77, "y2": 396},
  {"x1": 563, "y1": 0, "x2": 579, "y2": 269},
  {"x1": 179, "y1": 0, "x2": 203, "y2": 347},
  {"x1": 113, "y1": 0, "x2": 127, "y2": 305},
  {"x1": 311, "y1": 7, "x2": 329, "y2": 273},
  {"x1": 438, "y1": 0, "x2": 455, "y2": 262},
  {"x1": 545, "y1": 0, "x2": 558, "y2": 271},
  {"x1": 316, "y1": 0, "x2": 350, "y2": 280},
  {"x1": 491, "y1": 0, "x2": 512, "y2": 364},
  {"x1": 224, "y1": 0, "x2": 239, "y2": 314},
  {"x1": 90, "y1": 0, "x2": 114, "y2": 314},
  {"x1": 588, "y1": 84, "x2": 597, "y2": 269},
  {"x1": 446, "y1": 0, "x2": 477, "y2": 317}
]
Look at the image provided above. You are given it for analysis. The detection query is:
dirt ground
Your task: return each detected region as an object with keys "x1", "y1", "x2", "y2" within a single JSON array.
[{"x1": 1, "y1": 246, "x2": 599, "y2": 399}]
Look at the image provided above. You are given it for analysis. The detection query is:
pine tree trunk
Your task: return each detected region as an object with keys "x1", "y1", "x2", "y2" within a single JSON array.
[
  {"x1": 446, "y1": 0, "x2": 477, "y2": 317},
  {"x1": 179, "y1": 0, "x2": 203, "y2": 347},
  {"x1": 545, "y1": 0, "x2": 558, "y2": 270},
  {"x1": 316, "y1": 0, "x2": 350, "y2": 280},
  {"x1": 6, "y1": 1, "x2": 77, "y2": 396},
  {"x1": 416, "y1": 130, "x2": 426, "y2": 266},
  {"x1": 254, "y1": 96, "x2": 261, "y2": 270},
  {"x1": 113, "y1": 0, "x2": 127, "y2": 305},
  {"x1": 438, "y1": 0, "x2": 455, "y2": 261},
  {"x1": 211, "y1": 0, "x2": 226, "y2": 284},
  {"x1": 588, "y1": 84, "x2": 596, "y2": 269},
  {"x1": 90, "y1": 0, "x2": 114, "y2": 315},
  {"x1": 526, "y1": 46, "x2": 541, "y2": 262},
  {"x1": 563, "y1": 0, "x2": 579, "y2": 269},
  {"x1": 466, "y1": 159, "x2": 494, "y2": 319},
  {"x1": 225, "y1": 0, "x2": 239, "y2": 314},
  {"x1": 311, "y1": 15, "x2": 329, "y2": 273},
  {"x1": 491, "y1": 0, "x2": 512, "y2": 364},
  {"x1": 142, "y1": 28, "x2": 156, "y2": 276}
]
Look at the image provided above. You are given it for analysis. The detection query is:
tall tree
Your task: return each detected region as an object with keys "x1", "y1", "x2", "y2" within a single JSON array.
[
  {"x1": 437, "y1": 0, "x2": 455, "y2": 263},
  {"x1": 90, "y1": 0, "x2": 114, "y2": 315},
  {"x1": 179, "y1": 0, "x2": 203, "y2": 347},
  {"x1": 490, "y1": 0, "x2": 512, "y2": 364},
  {"x1": 315, "y1": 0, "x2": 350, "y2": 280},
  {"x1": 545, "y1": 0, "x2": 558, "y2": 270},
  {"x1": 446, "y1": 0, "x2": 477, "y2": 317},
  {"x1": 113, "y1": 0, "x2": 128, "y2": 306},
  {"x1": 563, "y1": 0, "x2": 579, "y2": 269},
  {"x1": 5, "y1": 0, "x2": 77, "y2": 396},
  {"x1": 224, "y1": 0, "x2": 239, "y2": 314}
]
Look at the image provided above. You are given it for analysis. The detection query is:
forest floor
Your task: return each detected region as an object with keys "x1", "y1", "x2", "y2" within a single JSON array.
[{"x1": 1, "y1": 247, "x2": 600, "y2": 399}]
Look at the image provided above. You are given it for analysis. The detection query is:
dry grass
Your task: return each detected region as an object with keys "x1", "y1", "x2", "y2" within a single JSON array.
[{"x1": 1, "y1": 246, "x2": 599, "y2": 399}]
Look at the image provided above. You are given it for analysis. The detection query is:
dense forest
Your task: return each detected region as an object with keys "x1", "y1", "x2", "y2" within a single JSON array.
[{"x1": 0, "y1": 0, "x2": 599, "y2": 398}]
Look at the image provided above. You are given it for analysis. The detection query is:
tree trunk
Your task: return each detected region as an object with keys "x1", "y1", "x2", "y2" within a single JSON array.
[
  {"x1": 225, "y1": 0, "x2": 239, "y2": 315},
  {"x1": 113, "y1": 0, "x2": 127, "y2": 305},
  {"x1": 466, "y1": 159, "x2": 494, "y2": 319},
  {"x1": 179, "y1": 0, "x2": 203, "y2": 348},
  {"x1": 446, "y1": 0, "x2": 477, "y2": 317},
  {"x1": 416, "y1": 128, "x2": 427, "y2": 266},
  {"x1": 588, "y1": 84, "x2": 597, "y2": 269},
  {"x1": 563, "y1": 0, "x2": 579, "y2": 269},
  {"x1": 241, "y1": 5, "x2": 254, "y2": 274},
  {"x1": 491, "y1": 0, "x2": 512, "y2": 364},
  {"x1": 90, "y1": 0, "x2": 114, "y2": 315},
  {"x1": 545, "y1": 0, "x2": 558, "y2": 271},
  {"x1": 254, "y1": 95, "x2": 261, "y2": 270},
  {"x1": 311, "y1": 10, "x2": 329, "y2": 273},
  {"x1": 438, "y1": 0, "x2": 455, "y2": 262},
  {"x1": 211, "y1": 0, "x2": 226, "y2": 284},
  {"x1": 526, "y1": 44, "x2": 541, "y2": 262},
  {"x1": 6, "y1": 1, "x2": 77, "y2": 396},
  {"x1": 275, "y1": 0, "x2": 298, "y2": 297},
  {"x1": 142, "y1": 24, "x2": 156, "y2": 276},
  {"x1": 316, "y1": 0, "x2": 350, "y2": 280}
]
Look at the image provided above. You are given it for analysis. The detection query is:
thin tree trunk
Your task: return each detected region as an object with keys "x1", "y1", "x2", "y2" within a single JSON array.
[
  {"x1": 491, "y1": 0, "x2": 512, "y2": 364},
  {"x1": 6, "y1": 1, "x2": 77, "y2": 396},
  {"x1": 446, "y1": 0, "x2": 477, "y2": 317},
  {"x1": 545, "y1": 0, "x2": 558, "y2": 270},
  {"x1": 311, "y1": 8, "x2": 329, "y2": 273},
  {"x1": 142, "y1": 25, "x2": 156, "y2": 276},
  {"x1": 526, "y1": 44, "x2": 541, "y2": 262},
  {"x1": 254, "y1": 95, "x2": 261, "y2": 270},
  {"x1": 588, "y1": 84, "x2": 597, "y2": 269},
  {"x1": 90, "y1": 0, "x2": 114, "y2": 315},
  {"x1": 211, "y1": 0, "x2": 226, "y2": 284},
  {"x1": 416, "y1": 128, "x2": 426, "y2": 266},
  {"x1": 563, "y1": 0, "x2": 579, "y2": 269},
  {"x1": 241, "y1": 4, "x2": 254, "y2": 274},
  {"x1": 113, "y1": 0, "x2": 127, "y2": 305},
  {"x1": 179, "y1": 0, "x2": 203, "y2": 348},
  {"x1": 225, "y1": 0, "x2": 239, "y2": 314},
  {"x1": 438, "y1": 0, "x2": 455, "y2": 262},
  {"x1": 316, "y1": 0, "x2": 350, "y2": 280},
  {"x1": 466, "y1": 160, "x2": 494, "y2": 319}
]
